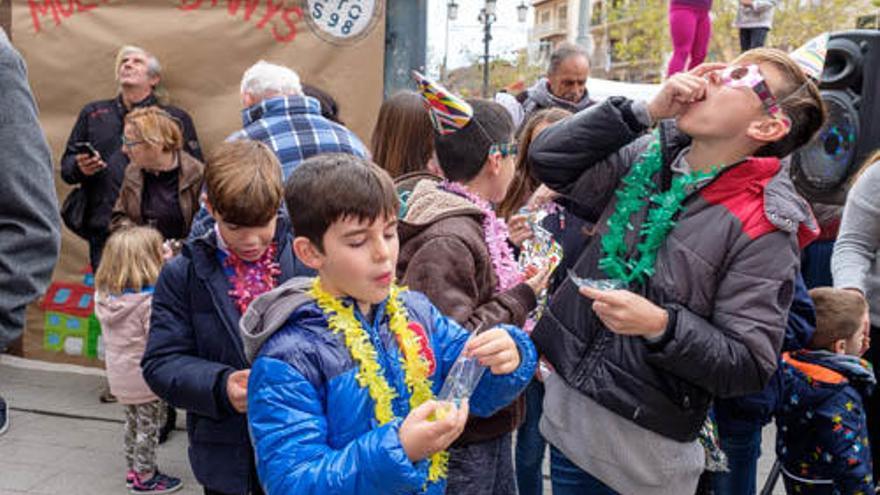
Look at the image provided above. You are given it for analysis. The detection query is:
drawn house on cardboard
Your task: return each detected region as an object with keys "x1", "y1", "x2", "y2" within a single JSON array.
[{"x1": 40, "y1": 282, "x2": 102, "y2": 359}]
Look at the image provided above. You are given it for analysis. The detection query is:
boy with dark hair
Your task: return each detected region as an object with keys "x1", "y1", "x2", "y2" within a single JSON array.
[
  {"x1": 241, "y1": 153, "x2": 537, "y2": 495},
  {"x1": 142, "y1": 140, "x2": 312, "y2": 495},
  {"x1": 527, "y1": 48, "x2": 826, "y2": 493},
  {"x1": 396, "y1": 74, "x2": 550, "y2": 494},
  {"x1": 776, "y1": 288, "x2": 874, "y2": 494}
]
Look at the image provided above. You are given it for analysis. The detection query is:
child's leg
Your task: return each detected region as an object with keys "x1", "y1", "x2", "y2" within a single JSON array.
[
  {"x1": 515, "y1": 380, "x2": 546, "y2": 495},
  {"x1": 123, "y1": 404, "x2": 137, "y2": 472},
  {"x1": 739, "y1": 29, "x2": 751, "y2": 53},
  {"x1": 688, "y1": 7, "x2": 712, "y2": 70},
  {"x1": 133, "y1": 400, "x2": 162, "y2": 477},
  {"x1": 668, "y1": 5, "x2": 698, "y2": 76}
]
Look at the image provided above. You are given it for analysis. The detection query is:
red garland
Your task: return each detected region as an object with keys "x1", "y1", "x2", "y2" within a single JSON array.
[{"x1": 224, "y1": 243, "x2": 282, "y2": 314}]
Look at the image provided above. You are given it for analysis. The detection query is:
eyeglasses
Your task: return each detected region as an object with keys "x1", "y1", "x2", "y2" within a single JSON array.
[
  {"x1": 719, "y1": 64, "x2": 790, "y2": 126},
  {"x1": 489, "y1": 142, "x2": 518, "y2": 158},
  {"x1": 121, "y1": 136, "x2": 146, "y2": 148}
]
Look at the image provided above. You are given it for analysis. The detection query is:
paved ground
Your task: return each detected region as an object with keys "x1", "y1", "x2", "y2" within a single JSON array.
[{"x1": 0, "y1": 354, "x2": 784, "y2": 494}]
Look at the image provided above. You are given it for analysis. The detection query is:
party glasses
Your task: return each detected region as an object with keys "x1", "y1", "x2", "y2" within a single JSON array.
[
  {"x1": 720, "y1": 64, "x2": 790, "y2": 126},
  {"x1": 489, "y1": 142, "x2": 518, "y2": 157}
]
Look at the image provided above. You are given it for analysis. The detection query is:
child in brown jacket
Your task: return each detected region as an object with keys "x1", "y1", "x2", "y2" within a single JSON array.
[{"x1": 397, "y1": 73, "x2": 550, "y2": 495}]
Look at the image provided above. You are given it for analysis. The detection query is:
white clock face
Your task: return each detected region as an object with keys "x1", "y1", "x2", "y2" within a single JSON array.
[{"x1": 305, "y1": 0, "x2": 382, "y2": 44}]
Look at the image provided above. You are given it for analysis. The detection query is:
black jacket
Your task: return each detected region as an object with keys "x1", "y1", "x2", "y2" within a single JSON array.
[
  {"x1": 60, "y1": 94, "x2": 201, "y2": 234},
  {"x1": 528, "y1": 97, "x2": 818, "y2": 442}
]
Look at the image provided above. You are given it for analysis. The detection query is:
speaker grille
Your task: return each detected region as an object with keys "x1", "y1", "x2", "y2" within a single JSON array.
[{"x1": 792, "y1": 90, "x2": 859, "y2": 191}]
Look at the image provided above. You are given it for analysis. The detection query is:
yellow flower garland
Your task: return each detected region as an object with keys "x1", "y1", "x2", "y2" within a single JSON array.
[{"x1": 309, "y1": 278, "x2": 449, "y2": 483}]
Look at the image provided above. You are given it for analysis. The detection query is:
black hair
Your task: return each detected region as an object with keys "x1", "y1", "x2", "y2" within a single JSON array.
[
  {"x1": 433, "y1": 99, "x2": 514, "y2": 182},
  {"x1": 285, "y1": 154, "x2": 399, "y2": 251}
]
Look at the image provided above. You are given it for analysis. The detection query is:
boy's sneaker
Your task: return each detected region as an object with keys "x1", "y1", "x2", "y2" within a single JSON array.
[
  {"x1": 0, "y1": 396, "x2": 8, "y2": 436},
  {"x1": 125, "y1": 470, "x2": 137, "y2": 488},
  {"x1": 130, "y1": 471, "x2": 182, "y2": 494}
]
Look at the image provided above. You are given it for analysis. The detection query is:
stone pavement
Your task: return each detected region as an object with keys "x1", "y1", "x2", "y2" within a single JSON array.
[{"x1": 0, "y1": 354, "x2": 784, "y2": 494}]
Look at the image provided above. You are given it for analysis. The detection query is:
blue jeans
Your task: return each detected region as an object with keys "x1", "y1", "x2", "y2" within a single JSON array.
[
  {"x1": 549, "y1": 446, "x2": 619, "y2": 495},
  {"x1": 515, "y1": 379, "x2": 546, "y2": 495},
  {"x1": 711, "y1": 425, "x2": 762, "y2": 495}
]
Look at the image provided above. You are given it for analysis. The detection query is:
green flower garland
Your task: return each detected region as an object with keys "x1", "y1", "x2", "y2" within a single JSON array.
[{"x1": 598, "y1": 131, "x2": 721, "y2": 285}]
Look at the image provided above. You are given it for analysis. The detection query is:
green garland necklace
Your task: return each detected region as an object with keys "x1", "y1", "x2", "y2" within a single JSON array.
[{"x1": 598, "y1": 131, "x2": 722, "y2": 285}]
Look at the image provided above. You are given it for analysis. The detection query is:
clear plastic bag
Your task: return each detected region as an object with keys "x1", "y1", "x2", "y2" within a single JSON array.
[
  {"x1": 438, "y1": 325, "x2": 489, "y2": 407},
  {"x1": 567, "y1": 269, "x2": 627, "y2": 291},
  {"x1": 437, "y1": 353, "x2": 486, "y2": 407}
]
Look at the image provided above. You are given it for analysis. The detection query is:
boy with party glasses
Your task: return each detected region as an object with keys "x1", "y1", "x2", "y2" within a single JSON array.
[
  {"x1": 241, "y1": 153, "x2": 537, "y2": 494},
  {"x1": 528, "y1": 48, "x2": 825, "y2": 494}
]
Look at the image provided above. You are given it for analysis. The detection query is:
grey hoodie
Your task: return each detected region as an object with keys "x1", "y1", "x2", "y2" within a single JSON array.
[{"x1": 239, "y1": 277, "x2": 315, "y2": 363}]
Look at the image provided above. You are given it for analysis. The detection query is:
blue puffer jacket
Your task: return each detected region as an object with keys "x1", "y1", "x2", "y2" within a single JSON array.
[
  {"x1": 776, "y1": 350, "x2": 876, "y2": 494},
  {"x1": 242, "y1": 280, "x2": 538, "y2": 495}
]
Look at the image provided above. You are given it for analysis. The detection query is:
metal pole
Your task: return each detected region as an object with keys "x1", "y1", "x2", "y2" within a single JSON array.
[
  {"x1": 442, "y1": 12, "x2": 450, "y2": 81},
  {"x1": 482, "y1": 13, "x2": 493, "y2": 98},
  {"x1": 576, "y1": 0, "x2": 592, "y2": 53}
]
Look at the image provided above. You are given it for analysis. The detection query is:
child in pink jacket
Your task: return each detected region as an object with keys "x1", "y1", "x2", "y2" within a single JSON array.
[{"x1": 94, "y1": 226, "x2": 182, "y2": 495}]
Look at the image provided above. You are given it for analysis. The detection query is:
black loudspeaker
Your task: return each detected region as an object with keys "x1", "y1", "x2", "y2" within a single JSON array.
[{"x1": 792, "y1": 30, "x2": 880, "y2": 205}]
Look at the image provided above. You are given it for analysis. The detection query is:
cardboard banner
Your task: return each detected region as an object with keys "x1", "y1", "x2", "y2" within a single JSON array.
[{"x1": 12, "y1": 0, "x2": 385, "y2": 366}]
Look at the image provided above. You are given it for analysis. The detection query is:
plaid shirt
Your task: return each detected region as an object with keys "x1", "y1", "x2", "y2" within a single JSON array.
[{"x1": 228, "y1": 95, "x2": 367, "y2": 178}]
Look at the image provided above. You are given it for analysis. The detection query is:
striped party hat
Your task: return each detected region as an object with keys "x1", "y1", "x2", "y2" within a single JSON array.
[
  {"x1": 790, "y1": 33, "x2": 829, "y2": 80},
  {"x1": 412, "y1": 70, "x2": 473, "y2": 135}
]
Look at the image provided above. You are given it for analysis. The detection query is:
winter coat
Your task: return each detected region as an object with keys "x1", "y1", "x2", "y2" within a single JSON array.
[
  {"x1": 141, "y1": 216, "x2": 311, "y2": 495},
  {"x1": 110, "y1": 151, "x2": 204, "y2": 237},
  {"x1": 0, "y1": 28, "x2": 60, "y2": 350},
  {"x1": 528, "y1": 97, "x2": 819, "y2": 442},
  {"x1": 517, "y1": 78, "x2": 595, "y2": 126},
  {"x1": 95, "y1": 290, "x2": 158, "y2": 405},
  {"x1": 735, "y1": 0, "x2": 777, "y2": 29},
  {"x1": 776, "y1": 350, "x2": 876, "y2": 494},
  {"x1": 397, "y1": 178, "x2": 537, "y2": 445},
  {"x1": 242, "y1": 278, "x2": 538, "y2": 495},
  {"x1": 714, "y1": 272, "x2": 816, "y2": 434},
  {"x1": 60, "y1": 93, "x2": 201, "y2": 235}
]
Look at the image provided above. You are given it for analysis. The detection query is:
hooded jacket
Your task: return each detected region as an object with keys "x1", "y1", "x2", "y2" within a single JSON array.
[
  {"x1": 95, "y1": 290, "x2": 158, "y2": 405},
  {"x1": 242, "y1": 278, "x2": 538, "y2": 495},
  {"x1": 776, "y1": 350, "x2": 876, "y2": 494},
  {"x1": 528, "y1": 97, "x2": 819, "y2": 443},
  {"x1": 397, "y1": 178, "x2": 537, "y2": 445}
]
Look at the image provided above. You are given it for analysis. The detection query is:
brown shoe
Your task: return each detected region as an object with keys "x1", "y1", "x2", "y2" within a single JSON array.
[{"x1": 99, "y1": 386, "x2": 117, "y2": 404}]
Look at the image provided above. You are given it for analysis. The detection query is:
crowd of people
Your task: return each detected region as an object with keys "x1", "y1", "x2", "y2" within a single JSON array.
[{"x1": 1, "y1": 8, "x2": 880, "y2": 495}]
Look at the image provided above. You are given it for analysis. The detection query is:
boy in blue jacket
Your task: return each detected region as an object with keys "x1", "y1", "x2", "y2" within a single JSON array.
[
  {"x1": 776, "y1": 287, "x2": 875, "y2": 494},
  {"x1": 142, "y1": 140, "x2": 312, "y2": 495},
  {"x1": 242, "y1": 153, "x2": 537, "y2": 495}
]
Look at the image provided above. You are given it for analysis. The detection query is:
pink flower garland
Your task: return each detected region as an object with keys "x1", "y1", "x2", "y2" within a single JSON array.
[
  {"x1": 224, "y1": 243, "x2": 282, "y2": 314},
  {"x1": 440, "y1": 181, "x2": 523, "y2": 293}
]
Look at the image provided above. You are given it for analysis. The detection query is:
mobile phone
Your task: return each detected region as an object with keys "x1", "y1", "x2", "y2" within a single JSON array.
[{"x1": 73, "y1": 141, "x2": 99, "y2": 158}]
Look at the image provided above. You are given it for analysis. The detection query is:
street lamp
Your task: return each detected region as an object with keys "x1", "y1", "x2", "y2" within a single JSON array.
[
  {"x1": 517, "y1": 1, "x2": 528, "y2": 23},
  {"x1": 485, "y1": 0, "x2": 497, "y2": 16},
  {"x1": 447, "y1": 0, "x2": 459, "y2": 21},
  {"x1": 476, "y1": 0, "x2": 527, "y2": 98}
]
